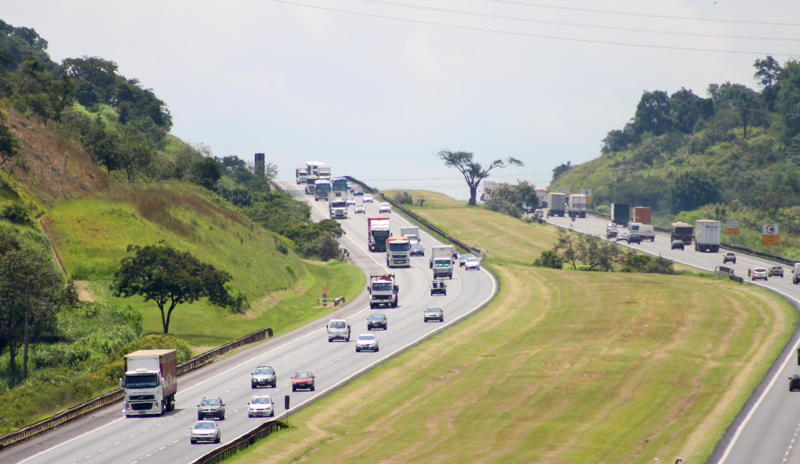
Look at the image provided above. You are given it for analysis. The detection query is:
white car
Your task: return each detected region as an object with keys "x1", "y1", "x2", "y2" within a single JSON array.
[
  {"x1": 464, "y1": 257, "x2": 480, "y2": 270},
  {"x1": 355, "y1": 333, "x2": 379, "y2": 352},
  {"x1": 347, "y1": 197, "x2": 356, "y2": 206},
  {"x1": 354, "y1": 204, "x2": 365, "y2": 214},
  {"x1": 363, "y1": 194, "x2": 373, "y2": 203},
  {"x1": 190, "y1": 420, "x2": 221, "y2": 444},
  {"x1": 247, "y1": 395, "x2": 275, "y2": 418},
  {"x1": 379, "y1": 203, "x2": 392, "y2": 213},
  {"x1": 752, "y1": 268, "x2": 769, "y2": 281}
]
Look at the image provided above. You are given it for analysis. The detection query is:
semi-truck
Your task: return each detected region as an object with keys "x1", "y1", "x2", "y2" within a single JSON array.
[
  {"x1": 120, "y1": 349, "x2": 177, "y2": 417},
  {"x1": 610, "y1": 203, "x2": 631, "y2": 227},
  {"x1": 329, "y1": 191, "x2": 348, "y2": 219},
  {"x1": 314, "y1": 179, "x2": 331, "y2": 201},
  {"x1": 430, "y1": 246, "x2": 454, "y2": 279},
  {"x1": 386, "y1": 236, "x2": 411, "y2": 268},
  {"x1": 400, "y1": 226, "x2": 420, "y2": 246},
  {"x1": 368, "y1": 274, "x2": 398, "y2": 308},
  {"x1": 633, "y1": 207, "x2": 652, "y2": 225},
  {"x1": 317, "y1": 166, "x2": 331, "y2": 180},
  {"x1": 670, "y1": 222, "x2": 693, "y2": 245},
  {"x1": 535, "y1": 188, "x2": 549, "y2": 208},
  {"x1": 547, "y1": 193, "x2": 567, "y2": 217},
  {"x1": 305, "y1": 175, "x2": 318, "y2": 195},
  {"x1": 694, "y1": 220, "x2": 721, "y2": 252},
  {"x1": 568, "y1": 194, "x2": 587, "y2": 218},
  {"x1": 367, "y1": 216, "x2": 391, "y2": 252},
  {"x1": 296, "y1": 168, "x2": 307, "y2": 184}
]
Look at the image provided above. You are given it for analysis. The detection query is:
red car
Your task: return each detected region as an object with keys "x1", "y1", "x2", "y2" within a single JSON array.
[{"x1": 291, "y1": 372, "x2": 315, "y2": 392}]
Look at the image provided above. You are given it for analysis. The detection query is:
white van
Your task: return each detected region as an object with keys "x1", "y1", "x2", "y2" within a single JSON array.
[
  {"x1": 629, "y1": 223, "x2": 656, "y2": 242},
  {"x1": 793, "y1": 263, "x2": 800, "y2": 285}
]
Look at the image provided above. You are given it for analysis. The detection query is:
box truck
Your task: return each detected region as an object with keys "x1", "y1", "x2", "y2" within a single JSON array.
[
  {"x1": 568, "y1": 194, "x2": 587, "y2": 218},
  {"x1": 547, "y1": 193, "x2": 567, "y2": 217},
  {"x1": 120, "y1": 349, "x2": 177, "y2": 417},
  {"x1": 694, "y1": 220, "x2": 721, "y2": 252},
  {"x1": 633, "y1": 207, "x2": 651, "y2": 225},
  {"x1": 610, "y1": 203, "x2": 631, "y2": 227}
]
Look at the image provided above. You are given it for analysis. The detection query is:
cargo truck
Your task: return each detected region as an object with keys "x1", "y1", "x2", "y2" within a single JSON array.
[
  {"x1": 670, "y1": 222, "x2": 693, "y2": 245},
  {"x1": 535, "y1": 188, "x2": 549, "y2": 208},
  {"x1": 305, "y1": 175, "x2": 318, "y2": 195},
  {"x1": 296, "y1": 168, "x2": 307, "y2": 184},
  {"x1": 430, "y1": 246, "x2": 454, "y2": 279},
  {"x1": 386, "y1": 236, "x2": 411, "y2": 267},
  {"x1": 314, "y1": 179, "x2": 331, "y2": 201},
  {"x1": 568, "y1": 194, "x2": 587, "y2": 218},
  {"x1": 329, "y1": 191, "x2": 348, "y2": 219},
  {"x1": 367, "y1": 216, "x2": 391, "y2": 252},
  {"x1": 120, "y1": 349, "x2": 177, "y2": 417},
  {"x1": 610, "y1": 203, "x2": 631, "y2": 227},
  {"x1": 547, "y1": 193, "x2": 567, "y2": 217},
  {"x1": 317, "y1": 166, "x2": 331, "y2": 180},
  {"x1": 400, "y1": 226, "x2": 420, "y2": 246},
  {"x1": 368, "y1": 274, "x2": 398, "y2": 308},
  {"x1": 694, "y1": 220, "x2": 721, "y2": 252},
  {"x1": 633, "y1": 207, "x2": 652, "y2": 225}
]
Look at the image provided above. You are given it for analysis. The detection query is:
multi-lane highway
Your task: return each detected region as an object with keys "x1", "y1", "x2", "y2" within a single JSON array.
[
  {"x1": 546, "y1": 214, "x2": 800, "y2": 464},
  {"x1": 3, "y1": 181, "x2": 496, "y2": 464}
]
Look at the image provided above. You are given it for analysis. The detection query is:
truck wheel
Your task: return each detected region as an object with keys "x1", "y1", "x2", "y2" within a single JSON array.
[{"x1": 191, "y1": 439, "x2": 197, "y2": 445}]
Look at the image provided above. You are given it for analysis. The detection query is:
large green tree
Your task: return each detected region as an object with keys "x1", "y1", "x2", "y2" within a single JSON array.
[
  {"x1": 671, "y1": 170, "x2": 722, "y2": 214},
  {"x1": 110, "y1": 242, "x2": 232, "y2": 334},
  {"x1": 438, "y1": 150, "x2": 523, "y2": 205},
  {"x1": 634, "y1": 90, "x2": 672, "y2": 136}
]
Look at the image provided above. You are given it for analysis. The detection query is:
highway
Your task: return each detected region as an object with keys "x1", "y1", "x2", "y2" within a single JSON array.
[
  {"x1": 3, "y1": 181, "x2": 497, "y2": 464},
  {"x1": 545, "y1": 214, "x2": 800, "y2": 464}
]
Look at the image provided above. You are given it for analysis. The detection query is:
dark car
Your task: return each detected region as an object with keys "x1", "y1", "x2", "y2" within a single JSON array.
[
  {"x1": 410, "y1": 244, "x2": 425, "y2": 256},
  {"x1": 430, "y1": 281, "x2": 447, "y2": 296},
  {"x1": 292, "y1": 372, "x2": 315, "y2": 392},
  {"x1": 367, "y1": 313, "x2": 387, "y2": 330},
  {"x1": 769, "y1": 265, "x2": 784, "y2": 277},
  {"x1": 627, "y1": 233, "x2": 641, "y2": 244},
  {"x1": 354, "y1": 188, "x2": 363, "y2": 196},
  {"x1": 671, "y1": 239, "x2": 684, "y2": 250},
  {"x1": 790, "y1": 374, "x2": 800, "y2": 392},
  {"x1": 423, "y1": 307, "x2": 444, "y2": 322},
  {"x1": 197, "y1": 396, "x2": 225, "y2": 420},
  {"x1": 251, "y1": 366, "x2": 276, "y2": 389},
  {"x1": 723, "y1": 252, "x2": 736, "y2": 264}
]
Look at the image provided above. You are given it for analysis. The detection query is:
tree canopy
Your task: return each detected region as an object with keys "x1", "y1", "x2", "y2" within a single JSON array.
[{"x1": 438, "y1": 150, "x2": 523, "y2": 205}]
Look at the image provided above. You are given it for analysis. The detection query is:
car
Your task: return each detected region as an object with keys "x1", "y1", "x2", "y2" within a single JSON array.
[
  {"x1": 769, "y1": 265, "x2": 784, "y2": 277},
  {"x1": 671, "y1": 239, "x2": 684, "y2": 250},
  {"x1": 379, "y1": 203, "x2": 392, "y2": 213},
  {"x1": 363, "y1": 194, "x2": 373, "y2": 203},
  {"x1": 616, "y1": 231, "x2": 629, "y2": 242},
  {"x1": 410, "y1": 244, "x2": 425, "y2": 256},
  {"x1": 197, "y1": 396, "x2": 225, "y2": 420},
  {"x1": 354, "y1": 188, "x2": 364, "y2": 196},
  {"x1": 354, "y1": 204, "x2": 365, "y2": 214},
  {"x1": 355, "y1": 333, "x2": 379, "y2": 352},
  {"x1": 430, "y1": 280, "x2": 447, "y2": 296},
  {"x1": 423, "y1": 307, "x2": 444, "y2": 322},
  {"x1": 450, "y1": 245, "x2": 459, "y2": 259},
  {"x1": 190, "y1": 420, "x2": 221, "y2": 444},
  {"x1": 247, "y1": 395, "x2": 275, "y2": 418},
  {"x1": 251, "y1": 366, "x2": 276, "y2": 389},
  {"x1": 292, "y1": 372, "x2": 315, "y2": 392},
  {"x1": 790, "y1": 374, "x2": 800, "y2": 392},
  {"x1": 367, "y1": 313, "x2": 388, "y2": 330},
  {"x1": 752, "y1": 267, "x2": 768, "y2": 281},
  {"x1": 459, "y1": 254, "x2": 474, "y2": 266},
  {"x1": 464, "y1": 257, "x2": 480, "y2": 270},
  {"x1": 347, "y1": 197, "x2": 356, "y2": 206},
  {"x1": 627, "y1": 233, "x2": 641, "y2": 244},
  {"x1": 723, "y1": 252, "x2": 736, "y2": 264}
]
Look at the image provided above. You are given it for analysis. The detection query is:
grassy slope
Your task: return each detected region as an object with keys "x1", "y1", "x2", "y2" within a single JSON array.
[{"x1": 229, "y1": 190, "x2": 795, "y2": 464}]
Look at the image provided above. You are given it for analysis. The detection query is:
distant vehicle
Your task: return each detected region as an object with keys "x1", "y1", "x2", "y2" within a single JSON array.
[
  {"x1": 616, "y1": 231, "x2": 629, "y2": 242},
  {"x1": 401, "y1": 227, "x2": 420, "y2": 246},
  {"x1": 532, "y1": 209, "x2": 544, "y2": 222},
  {"x1": 671, "y1": 222, "x2": 694, "y2": 245},
  {"x1": 794, "y1": 263, "x2": 800, "y2": 285},
  {"x1": 332, "y1": 177, "x2": 348, "y2": 192},
  {"x1": 369, "y1": 274, "x2": 399, "y2": 308},
  {"x1": 296, "y1": 168, "x2": 308, "y2": 185},
  {"x1": 367, "y1": 313, "x2": 387, "y2": 330},
  {"x1": 120, "y1": 349, "x2": 177, "y2": 416},
  {"x1": 355, "y1": 334, "x2": 379, "y2": 352},
  {"x1": 568, "y1": 194, "x2": 587, "y2": 218},
  {"x1": 752, "y1": 268, "x2": 768, "y2": 281},
  {"x1": 197, "y1": 396, "x2": 225, "y2": 421},
  {"x1": 610, "y1": 203, "x2": 631, "y2": 228},
  {"x1": 671, "y1": 239, "x2": 684, "y2": 250},
  {"x1": 329, "y1": 191, "x2": 348, "y2": 219},
  {"x1": 354, "y1": 188, "x2": 364, "y2": 195},
  {"x1": 464, "y1": 257, "x2": 481, "y2": 270},
  {"x1": 715, "y1": 265, "x2": 743, "y2": 283},
  {"x1": 190, "y1": 420, "x2": 221, "y2": 444},
  {"x1": 423, "y1": 307, "x2": 444, "y2": 323},
  {"x1": 430, "y1": 280, "x2": 447, "y2": 296},
  {"x1": 430, "y1": 246, "x2": 454, "y2": 279},
  {"x1": 627, "y1": 233, "x2": 641, "y2": 244},
  {"x1": 379, "y1": 203, "x2": 392, "y2": 213},
  {"x1": 695, "y1": 220, "x2": 721, "y2": 252},
  {"x1": 629, "y1": 223, "x2": 655, "y2": 241},
  {"x1": 306, "y1": 161, "x2": 326, "y2": 177},
  {"x1": 606, "y1": 224, "x2": 618, "y2": 239},
  {"x1": 723, "y1": 252, "x2": 736, "y2": 264},
  {"x1": 769, "y1": 265, "x2": 784, "y2": 277},
  {"x1": 251, "y1": 366, "x2": 276, "y2": 389},
  {"x1": 347, "y1": 197, "x2": 356, "y2": 205},
  {"x1": 633, "y1": 206, "x2": 652, "y2": 225},
  {"x1": 368, "y1": 216, "x2": 391, "y2": 252},
  {"x1": 547, "y1": 193, "x2": 567, "y2": 217},
  {"x1": 790, "y1": 374, "x2": 800, "y2": 392},
  {"x1": 354, "y1": 204, "x2": 365, "y2": 214},
  {"x1": 459, "y1": 254, "x2": 475, "y2": 266},
  {"x1": 326, "y1": 318, "x2": 351, "y2": 342},
  {"x1": 386, "y1": 236, "x2": 411, "y2": 268},
  {"x1": 291, "y1": 372, "x2": 315, "y2": 392},
  {"x1": 410, "y1": 244, "x2": 425, "y2": 256},
  {"x1": 363, "y1": 194, "x2": 374, "y2": 203},
  {"x1": 314, "y1": 179, "x2": 331, "y2": 201},
  {"x1": 247, "y1": 395, "x2": 275, "y2": 418}
]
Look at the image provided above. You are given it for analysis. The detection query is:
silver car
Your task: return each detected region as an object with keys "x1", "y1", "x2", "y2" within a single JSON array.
[
  {"x1": 247, "y1": 395, "x2": 275, "y2": 418},
  {"x1": 355, "y1": 204, "x2": 365, "y2": 214},
  {"x1": 190, "y1": 420, "x2": 221, "y2": 444},
  {"x1": 251, "y1": 366, "x2": 276, "y2": 389},
  {"x1": 363, "y1": 194, "x2": 373, "y2": 203},
  {"x1": 464, "y1": 257, "x2": 480, "y2": 270},
  {"x1": 355, "y1": 334, "x2": 379, "y2": 352},
  {"x1": 379, "y1": 203, "x2": 392, "y2": 213}
]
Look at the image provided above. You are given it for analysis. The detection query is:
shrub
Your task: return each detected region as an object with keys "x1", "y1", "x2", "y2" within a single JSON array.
[
  {"x1": 225, "y1": 283, "x2": 250, "y2": 314},
  {"x1": 533, "y1": 250, "x2": 563, "y2": 269},
  {"x1": 395, "y1": 192, "x2": 414, "y2": 205},
  {"x1": 1, "y1": 203, "x2": 32, "y2": 225}
]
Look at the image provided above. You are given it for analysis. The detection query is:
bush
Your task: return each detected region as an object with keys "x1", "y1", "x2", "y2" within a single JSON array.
[
  {"x1": 1, "y1": 203, "x2": 32, "y2": 225},
  {"x1": 622, "y1": 254, "x2": 676, "y2": 274},
  {"x1": 225, "y1": 283, "x2": 250, "y2": 313},
  {"x1": 395, "y1": 192, "x2": 414, "y2": 205},
  {"x1": 533, "y1": 250, "x2": 563, "y2": 269},
  {"x1": 300, "y1": 231, "x2": 342, "y2": 262}
]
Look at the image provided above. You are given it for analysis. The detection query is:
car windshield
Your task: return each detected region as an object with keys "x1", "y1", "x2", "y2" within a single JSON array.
[
  {"x1": 369, "y1": 314, "x2": 385, "y2": 320},
  {"x1": 251, "y1": 397, "x2": 271, "y2": 404},
  {"x1": 772, "y1": 266, "x2": 781, "y2": 270},
  {"x1": 426, "y1": 308, "x2": 440, "y2": 313},
  {"x1": 295, "y1": 372, "x2": 312, "y2": 378},
  {"x1": 359, "y1": 335, "x2": 375, "y2": 341},
  {"x1": 331, "y1": 201, "x2": 346, "y2": 208},
  {"x1": 466, "y1": 258, "x2": 478, "y2": 263},
  {"x1": 364, "y1": 195, "x2": 372, "y2": 199},
  {"x1": 389, "y1": 242, "x2": 410, "y2": 251},
  {"x1": 755, "y1": 268, "x2": 767, "y2": 272},
  {"x1": 195, "y1": 422, "x2": 215, "y2": 429},
  {"x1": 201, "y1": 398, "x2": 220, "y2": 406},
  {"x1": 124, "y1": 373, "x2": 158, "y2": 389},
  {"x1": 254, "y1": 368, "x2": 273, "y2": 375},
  {"x1": 434, "y1": 260, "x2": 450, "y2": 267},
  {"x1": 372, "y1": 283, "x2": 392, "y2": 291},
  {"x1": 330, "y1": 321, "x2": 346, "y2": 328}
]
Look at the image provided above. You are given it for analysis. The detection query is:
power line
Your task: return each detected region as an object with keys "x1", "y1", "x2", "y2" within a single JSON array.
[{"x1": 268, "y1": 0, "x2": 799, "y2": 56}]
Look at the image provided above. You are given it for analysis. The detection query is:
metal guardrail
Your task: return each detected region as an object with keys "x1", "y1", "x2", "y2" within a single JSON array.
[
  {"x1": 192, "y1": 420, "x2": 289, "y2": 464},
  {"x1": 0, "y1": 328, "x2": 273, "y2": 450}
]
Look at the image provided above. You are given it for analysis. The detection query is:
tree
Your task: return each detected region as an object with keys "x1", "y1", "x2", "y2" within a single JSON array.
[
  {"x1": 634, "y1": 90, "x2": 672, "y2": 136},
  {"x1": 483, "y1": 180, "x2": 538, "y2": 218},
  {"x1": 0, "y1": 115, "x2": 22, "y2": 172},
  {"x1": 117, "y1": 124, "x2": 154, "y2": 181},
  {"x1": 754, "y1": 55, "x2": 784, "y2": 110},
  {"x1": 110, "y1": 242, "x2": 232, "y2": 334},
  {"x1": 669, "y1": 88, "x2": 714, "y2": 134},
  {"x1": 437, "y1": 150, "x2": 523, "y2": 205},
  {"x1": 671, "y1": 170, "x2": 722, "y2": 213},
  {"x1": 552, "y1": 162, "x2": 572, "y2": 182},
  {"x1": 191, "y1": 156, "x2": 224, "y2": 191}
]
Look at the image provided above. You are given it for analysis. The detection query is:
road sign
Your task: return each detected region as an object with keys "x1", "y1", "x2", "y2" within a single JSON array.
[
  {"x1": 763, "y1": 235, "x2": 779, "y2": 246},
  {"x1": 762, "y1": 224, "x2": 778, "y2": 235},
  {"x1": 726, "y1": 221, "x2": 739, "y2": 228},
  {"x1": 726, "y1": 228, "x2": 740, "y2": 235},
  {"x1": 580, "y1": 189, "x2": 592, "y2": 196}
]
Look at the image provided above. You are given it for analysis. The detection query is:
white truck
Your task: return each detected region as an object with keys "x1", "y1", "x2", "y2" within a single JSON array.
[
  {"x1": 547, "y1": 193, "x2": 567, "y2": 217},
  {"x1": 329, "y1": 191, "x2": 348, "y2": 219},
  {"x1": 429, "y1": 246, "x2": 454, "y2": 279},
  {"x1": 386, "y1": 236, "x2": 411, "y2": 268},
  {"x1": 629, "y1": 223, "x2": 655, "y2": 241},
  {"x1": 368, "y1": 274, "x2": 399, "y2": 308},
  {"x1": 368, "y1": 217, "x2": 391, "y2": 252},
  {"x1": 120, "y1": 349, "x2": 178, "y2": 417},
  {"x1": 317, "y1": 166, "x2": 331, "y2": 180},
  {"x1": 694, "y1": 220, "x2": 721, "y2": 252},
  {"x1": 296, "y1": 168, "x2": 307, "y2": 184},
  {"x1": 400, "y1": 226, "x2": 420, "y2": 246},
  {"x1": 568, "y1": 194, "x2": 587, "y2": 218}
]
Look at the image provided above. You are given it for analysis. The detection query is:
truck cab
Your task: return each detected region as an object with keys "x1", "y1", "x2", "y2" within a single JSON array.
[
  {"x1": 369, "y1": 274, "x2": 399, "y2": 308},
  {"x1": 120, "y1": 349, "x2": 177, "y2": 417}
]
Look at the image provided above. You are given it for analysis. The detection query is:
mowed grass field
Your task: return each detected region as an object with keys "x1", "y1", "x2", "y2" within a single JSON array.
[{"x1": 229, "y1": 190, "x2": 796, "y2": 463}]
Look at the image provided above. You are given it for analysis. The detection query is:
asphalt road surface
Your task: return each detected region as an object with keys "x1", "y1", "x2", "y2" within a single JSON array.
[{"x1": 3, "y1": 182, "x2": 496, "y2": 464}]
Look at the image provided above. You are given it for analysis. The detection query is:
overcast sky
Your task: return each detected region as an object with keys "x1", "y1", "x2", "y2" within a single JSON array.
[{"x1": 4, "y1": 0, "x2": 799, "y2": 199}]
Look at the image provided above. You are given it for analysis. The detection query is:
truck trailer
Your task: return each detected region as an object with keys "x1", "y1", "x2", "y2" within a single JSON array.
[
  {"x1": 610, "y1": 203, "x2": 631, "y2": 227},
  {"x1": 296, "y1": 168, "x2": 307, "y2": 184},
  {"x1": 430, "y1": 246, "x2": 454, "y2": 279},
  {"x1": 670, "y1": 222, "x2": 693, "y2": 245},
  {"x1": 633, "y1": 207, "x2": 652, "y2": 225},
  {"x1": 367, "y1": 217, "x2": 391, "y2": 252},
  {"x1": 547, "y1": 193, "x2": 567, "y2": 217},
  {"x1": 400, "y1": 226, "x2": 420, "y2": 246},
  {"x1": 568, "y1": 194, "x2": 587, "y2": 218},
  {"x1": 694, "y1": 220, "x2": 721, "y2": 252},
  {"x1": 120, "y1": 349, "x2": 177, "y2": 417},
  {"x1": 329, "y1": 191, "x2": 348, "y2": 219},
  {"x1": 386, "y1": 236, "x2": 411, "y2": 268}
]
